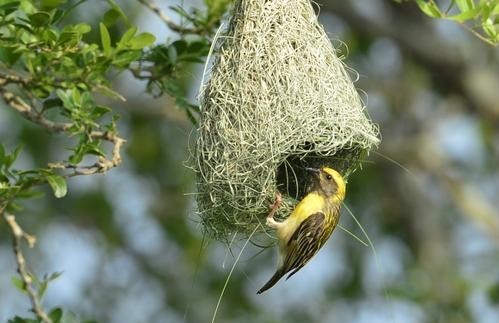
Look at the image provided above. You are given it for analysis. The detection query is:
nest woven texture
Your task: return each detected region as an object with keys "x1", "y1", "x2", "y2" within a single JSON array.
[{"x1": 195, "y1": 0, "x2": 380, "y2": 241}]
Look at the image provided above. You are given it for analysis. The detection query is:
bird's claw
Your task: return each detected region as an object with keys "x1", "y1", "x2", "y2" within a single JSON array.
[
  {"x1": 265, "y1": 192, "x2": 283, "y2": 229},
  {"x1": 269, "y1": 192, "x2": 283, "y2": 210}
]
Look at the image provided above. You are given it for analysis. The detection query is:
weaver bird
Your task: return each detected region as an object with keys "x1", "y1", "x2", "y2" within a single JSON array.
[{"x1": 257, "y1": 167, "x2": 346, "y2": 294}]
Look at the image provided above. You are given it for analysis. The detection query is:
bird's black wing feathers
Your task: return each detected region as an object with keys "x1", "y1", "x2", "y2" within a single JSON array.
[
  {"x1": 257, "y1": 212, "x2": 326, "y2": 294},
  {"x1": 283, "y1": 212, "x2": 326, "y2": 279},
  {"x1": 257, "y1": 212, "x2": 330, "y2": 294}
]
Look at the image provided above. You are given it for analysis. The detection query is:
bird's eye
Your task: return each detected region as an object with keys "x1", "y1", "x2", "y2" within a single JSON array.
[{"x1": 326, "y1": 174, "x2": 332, "y2": 180}]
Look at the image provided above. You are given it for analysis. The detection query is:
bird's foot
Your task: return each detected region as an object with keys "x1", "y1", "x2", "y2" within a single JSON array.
[
  {"x1": 266, "y1": 216, "x2": 280, "y2": 228},
  {"x1": 266, "y1": 192, "x2": 282, "y2": 229}
]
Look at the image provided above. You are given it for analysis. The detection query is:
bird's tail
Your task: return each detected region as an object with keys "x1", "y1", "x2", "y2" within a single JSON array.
[{"x1": 257, "y1": 269, "x2": 285, "y2": 294}]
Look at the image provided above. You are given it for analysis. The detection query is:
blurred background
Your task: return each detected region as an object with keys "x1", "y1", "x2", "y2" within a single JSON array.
[{"x1": 1, "y1": 0, "x2": 499, "y2": 322}]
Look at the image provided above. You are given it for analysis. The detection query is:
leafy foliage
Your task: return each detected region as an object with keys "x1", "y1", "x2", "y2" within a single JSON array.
[
  {"x1": 412, "y1": 0, "x2": 499, "y2": 45},
  {"x1": 0, "y1": 0, "x2": 230, "y2": 321},
  {"x1": 0, "y1": 0, "x2": 153, "y2": 208},
  {"x1": 0, "y1": 0, "x2": 227, "y2": 208},
  {"x1": 132, "y1": 0, "x2": 232, "y2": 122}
]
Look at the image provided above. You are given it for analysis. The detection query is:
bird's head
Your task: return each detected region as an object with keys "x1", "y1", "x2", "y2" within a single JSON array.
[{"x1": 306, "y1": 167, "x2": 346, "y2": 203}]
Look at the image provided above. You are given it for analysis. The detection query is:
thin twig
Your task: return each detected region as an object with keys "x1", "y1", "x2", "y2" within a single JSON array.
[
  {"x1": 137, "y1": 0, "x2": 204, "y2": 34},
  {"x1": 0, "y1": 71, "x2": 31, "y2": 86},
  {"x1": 0, "y1": 82, "x2": 125, "y2": 177},
  {"x1": 2, "y1": 209, "x2": 52, "y2": 323},
  {"x1": 457, "y1": 22, "x2": 497, "y2": 47},
  {"x1": 1, "y1": 89, "x2": 73, "y2": 132},
  {"x1": 47, "y1": 130, "x2": 125, "y2": 177}
]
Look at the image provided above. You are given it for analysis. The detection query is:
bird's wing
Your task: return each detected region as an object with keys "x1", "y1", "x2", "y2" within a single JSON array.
[{"x1": 282, "y1": 212, "x2": 327, "y2": 280}]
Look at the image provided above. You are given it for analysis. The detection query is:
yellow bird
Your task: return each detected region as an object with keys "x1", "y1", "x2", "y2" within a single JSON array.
[{"x1": 257, "y1": 167, "x2": 346, "y2": 294}]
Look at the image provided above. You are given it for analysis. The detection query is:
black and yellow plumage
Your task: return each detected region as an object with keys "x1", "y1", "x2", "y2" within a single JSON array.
[{"x1": 257, "y1": 167, "x2": 346, "y2": 294}]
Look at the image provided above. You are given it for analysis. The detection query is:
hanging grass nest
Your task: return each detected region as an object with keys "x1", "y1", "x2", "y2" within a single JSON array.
[{"x1": 194, "y1": 0, "x2": 380, "y2": 241}]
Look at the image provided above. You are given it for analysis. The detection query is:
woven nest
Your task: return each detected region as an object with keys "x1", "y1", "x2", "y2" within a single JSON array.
[{"x1": 194, "y1": 0, "x2": 380, "y2": 241}]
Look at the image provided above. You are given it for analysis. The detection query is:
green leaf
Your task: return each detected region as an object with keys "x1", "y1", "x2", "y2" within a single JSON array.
[
  {"x1": 489, "y1": 281, "x2": 499, "y2": 304},
  {"x1": 42, "y1": 98, "x2": 63, "y2": 111},
  {"x1": 56, "y1": 89, "x2": 73, "y2": 110},
  {"x1": 46, "y1": 271, "x2": 63, "y2": 281},
  {"x1": 91, "y1": 105, "x2": 112, "y2": 119},
  {"x1": 16, "y1": 188, "x2": 44, "y2": 199},
  {"x1": 4, "y1": 145, "x2": 22, "y2": 168},
  {"x1": 187, "y1": 40, "x2": 209, "y2": 54},
  {"x1": 0, "y1": 47, "x2": 21, "y2": 66},
  {"x1": 112, "y1": 50, "x2": 141, "y2": 67},
  {"x1": 104, "y1": 0, "x2": 130, "y2": 26},
  {"x1": 96, "y1": 85, "x2": 126, "y2": 100},
  {"x1": 68, "y1": 154, "x2": 83, "y2": 165},
  {"x1": 42, "y1": 29, "x2": 58, "y2": 43},
  {"x1": 0, "y1": 1, "x2": 21, "y2": 12},
  {"x1": 185, "y1": 105, "x2": 199, "y2": 125},
  {"x1": 72, "y1": 23, "x2": 92, "y2": 34},
  {"x1": 71, "y1": 88, "x2": 82, "y2": 106},
  {"x1": 87, "y1": 141, "x2": 105, "y2": 157},
  {"x1": 455, "y1": 0, "x2": 475, "y2": 12},
  {"x1": 58, "y1": 23, "x2": 91, "y2": 45},
  {"x1": 8, "y1": 316, "x2": 37, "y2": 323},
  {"x1": 8, "y1": 201, "x2": 24, "y2": 212},
  {"x1": 46, "y1": 174, "x2": 67, "y2": 198},
  {"x1": 51, "y1": 8, "x2": 65, "y2": 24},
  {"x1": 481, "y1": 2, "x2": 493, "y2": 18},
  {"x1": 103, "y1": 8, "x2": 122, "y2": 26},
  {"x1": 38, "y1": 271, "x2": 62, "y2": 299},
  {"x1": 204, "y1": 0, "x2": 231, "y2": 20},
  {"x1": 99, "y1": 22, "x2": 112, "y2": 57},
  {"x1": 61, "y1": 312, "x2": 80, "y2": 323},
  {"x1": 482, "y1": 17, "x2": 498, "y2": 38},
  {"x1": 0, "y1": 144, "x2": 5, "y2": 164},
  {"x1": 415, "y1": 0, "x2": 443, "y2": 18},
  {"x1": 167, "y1": 45, "x2": 177, "y2": 64},
  {"x1": 118, "y1": 26, "x2": 137, "y2": 47},
  {"x1": 48, "y1": 308, "x2": 63, "y2": 323},
  {"x1": 448, "y1": 6, "x2": 482, "y2": 22},
  {"x1": 41, "y1": 0, "x2": 67, "y2": 10},
  {"x1": 128, "y1": 32, "x2": 156, "y2": 49},
  {"x1": 172, "y1": 39, "x2": 187, "y2": 53},
  {"x1": 492, "y1": 3, "x2": 499, "y2": 15},
  {"x1": 28, "y1": 12, "x2": 51, "y2": 27},
  {"x1": 11, "y1": 276, "x2": 26, "y2": 293}
]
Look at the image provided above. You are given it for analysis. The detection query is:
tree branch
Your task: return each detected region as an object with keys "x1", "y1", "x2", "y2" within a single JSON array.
[
  {"x1": 1, "y1": 206, "x2": 52, "y2": 323},
  {"x1": 1, "y1": 89, "x2": 73, "y2": 132},
  {"x1": 323, "y1": 0, "x2": 499, "y2": 123},
  {"x1": 0, "y1": 81, "x2": 125, "y2": 177},
  {"x1": 137, "y1": 0, "x2": 204, "y2": 34},
  {"x1": 0, "y1": 71, "x2": 31, "y2": 86},
  {"x1": 47, "y1": 130, "x2": 125, "y2": 177}
]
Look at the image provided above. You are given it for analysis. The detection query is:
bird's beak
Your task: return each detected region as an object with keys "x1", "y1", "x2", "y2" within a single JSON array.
[{"x1": 305, "y1": 167, "x2": 320, "y2": 176}]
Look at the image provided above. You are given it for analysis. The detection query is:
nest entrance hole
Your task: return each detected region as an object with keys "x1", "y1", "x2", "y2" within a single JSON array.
[{"x1": 275, "y1": 144, "x2": 365, "y2": 201}]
